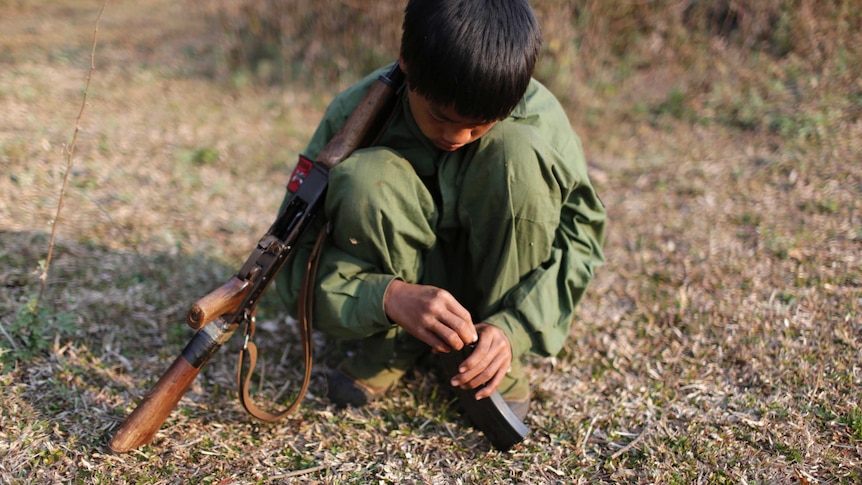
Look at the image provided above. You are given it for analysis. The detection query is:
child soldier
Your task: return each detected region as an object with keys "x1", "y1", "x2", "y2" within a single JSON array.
[{"x1": 273, "y1": 0, "x2": 606, "y2": 421}]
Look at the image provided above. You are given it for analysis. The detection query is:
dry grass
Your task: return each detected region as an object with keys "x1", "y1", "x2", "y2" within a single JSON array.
[{"x1": 1, "y1": 0, "x2": 860, "y2": 483}]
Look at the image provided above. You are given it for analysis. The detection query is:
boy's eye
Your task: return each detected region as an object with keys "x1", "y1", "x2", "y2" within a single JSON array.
[{"x1": 429, "y1": 111, "x2": 448, "y2": 123}]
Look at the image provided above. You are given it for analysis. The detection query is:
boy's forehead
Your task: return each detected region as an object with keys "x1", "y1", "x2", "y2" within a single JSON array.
[{"x1": 427, "y1": 97, "x2": 493, "y2": 125}]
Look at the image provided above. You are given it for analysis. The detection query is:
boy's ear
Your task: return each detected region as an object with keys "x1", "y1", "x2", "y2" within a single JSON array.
[{"x1": 398, "y1": 57, "x2": 408, "y2": 75}]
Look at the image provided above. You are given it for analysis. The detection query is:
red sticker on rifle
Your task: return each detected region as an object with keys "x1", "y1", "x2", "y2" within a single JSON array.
[{"x1": 287, "y1": 155, "x2": 313, "y2": 193}]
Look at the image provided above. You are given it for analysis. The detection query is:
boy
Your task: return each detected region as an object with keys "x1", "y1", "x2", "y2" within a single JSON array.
[{"x1": 273, "y1": 0, "x2": 605, "y2": 421}]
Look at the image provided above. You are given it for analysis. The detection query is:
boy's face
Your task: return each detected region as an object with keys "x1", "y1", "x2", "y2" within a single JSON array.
[{"x1": 407, "y1": 88, "x2": 498, "y2": 152}]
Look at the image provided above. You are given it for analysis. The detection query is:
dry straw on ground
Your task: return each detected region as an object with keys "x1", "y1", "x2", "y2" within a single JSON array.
[{"x1": 1, "y1": 0, "x2": 860, "y2": 483}]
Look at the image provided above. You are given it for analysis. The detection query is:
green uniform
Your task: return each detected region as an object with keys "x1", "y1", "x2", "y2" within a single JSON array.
[{"x1": 273, "y1": 65, "x2": 605, "y2": 374}]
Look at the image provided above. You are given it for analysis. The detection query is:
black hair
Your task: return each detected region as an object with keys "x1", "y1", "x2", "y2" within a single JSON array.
[{"x1": 400, "y1": 0, "x2": 542, "y2": 122}]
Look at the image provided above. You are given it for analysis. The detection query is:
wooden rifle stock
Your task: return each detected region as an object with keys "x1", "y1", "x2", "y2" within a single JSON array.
[
  {"x1": 109, "y1": 64, "x2": 405, "y2": 453},
  {"x1": 109, "y1": 352, "x2": 204, "y2": 452},
  {"x1": 187, "y1": 276, "x2": 250, "y2": 330},
  {"x1": 110, "y1": 317, "x2": 238, "y2": 453},
  {"x1": 316, "y1": 67, "x2": 403, "y2": 169}
]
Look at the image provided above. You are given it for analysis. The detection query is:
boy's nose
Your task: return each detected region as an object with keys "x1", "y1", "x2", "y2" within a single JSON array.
[{"x1": 443, "y1": 128, "x2": 473, "y2": 145}]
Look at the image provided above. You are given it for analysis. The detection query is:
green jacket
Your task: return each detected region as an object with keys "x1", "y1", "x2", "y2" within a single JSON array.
[{"x1": 275, "y1": 65, "x2": 605, "y2": 359}]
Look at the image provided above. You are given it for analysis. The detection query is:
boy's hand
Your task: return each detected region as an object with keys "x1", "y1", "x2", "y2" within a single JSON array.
[
  {"x1": 449, "y1": 324, "x2": 512, "y2": 399},
  {"x1": 384, "y1": 280, "x2": 478, "y2": 353}
]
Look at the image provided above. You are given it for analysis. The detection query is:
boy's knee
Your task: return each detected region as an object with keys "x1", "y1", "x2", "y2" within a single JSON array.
[
  {"x1": 328, "y1": 148, "x2": 428, "y2": 218},
  {"x1": 326, "y1": 147, "x2": 437, "y2": 241},
  {"x1": 330, "y1": 148, "x2": 410, "y2": 199},
  {"x1": 470, "y1": 123, "x2": 560, "y2": 220}
]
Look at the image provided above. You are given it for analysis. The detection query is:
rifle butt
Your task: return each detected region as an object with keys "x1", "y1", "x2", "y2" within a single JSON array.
[
  {"x1": 109, "y1": 354, "x2": 201, "y2": 453},
  {"x1": 109, "y1": 319, "x2": 236, "y2": 453},
  {"x1": 316, "y1": 64, "x2": 404, "y2": 169}
]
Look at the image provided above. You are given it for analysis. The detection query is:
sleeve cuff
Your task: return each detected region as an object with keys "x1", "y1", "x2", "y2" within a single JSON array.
[
  {"x1": 356, "y1": 273, "x2": 401, "y2": 331},
  {"x1": 484, "y1": 309, "x2": 533, "y2": 358}
]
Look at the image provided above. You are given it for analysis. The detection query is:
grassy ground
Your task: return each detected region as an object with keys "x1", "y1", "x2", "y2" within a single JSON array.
[{"x1": 1, "y1": 0, "x2": 860, "y2": 483}]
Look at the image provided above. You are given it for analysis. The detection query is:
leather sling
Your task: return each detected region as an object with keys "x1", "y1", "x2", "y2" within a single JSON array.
[{"x1": 236, "y1": 223, "x2": 327, "y2": 422}]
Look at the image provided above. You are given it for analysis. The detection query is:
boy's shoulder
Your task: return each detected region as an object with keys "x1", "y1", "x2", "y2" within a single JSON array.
[
  {"x1": 503, "y1": 78, "x2": 581, "y2": 154},
  {"x1": 508, "y1": 78, "x2": 570, "y2": 127}
]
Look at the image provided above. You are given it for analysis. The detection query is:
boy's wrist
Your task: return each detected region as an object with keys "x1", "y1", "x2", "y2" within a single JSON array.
[
  {"x1": 484, "y1": 309, "x2": 532, "y2": 359},
  {"x1": 358, "y1": 273, "x2": 403, "y2": 330}
]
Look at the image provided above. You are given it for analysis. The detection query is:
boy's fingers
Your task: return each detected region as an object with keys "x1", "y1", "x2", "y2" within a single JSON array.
[
  {"x1": 451, "y1": 342, "x2": 503, "y2": 389},
  {"x1": 440, "y1": 300, "x2": 477, "y2": 344},
  {"x1": 431, "y1": 320, "x2": 464, "y2": 351},
  {"x1": 457, "y1": 339, "x2": 491, "y2": 375},
  {"x1": 462, "y1": 352, "x2": 507, "y2": 389},
  {"x1": 399, "y1": 316, "x2": 454, "y2": 352},
  {"x1": 448, "y1": 323, "x2": 512, "y2": 395},
  {"x1": 440, "y1": 314, "x2": 477, "y2": 347},
  {"x1": 474, "y1": 367, "x2": 507, "y2": 400},
  {"x1": 415, "y1": 325, "x2": 452, "y2": 353},
  {"x1": 459, "y1": 329, "x2": 497, "y2": 371}
]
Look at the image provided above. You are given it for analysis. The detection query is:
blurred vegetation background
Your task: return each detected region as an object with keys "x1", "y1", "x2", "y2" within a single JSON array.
[
  {"x1": 204, "y1": 0, "x2": 862, "y2": 118},
  {"x1": 201, "y1": 0, "x2": 860, "y2": 146},
  {"x1": 206, "y1": 0, "x2": 856, "y2": 81}
]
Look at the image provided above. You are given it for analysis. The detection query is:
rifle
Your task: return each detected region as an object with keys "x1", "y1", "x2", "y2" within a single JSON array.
[
  {"x1": 108, "y1": 64, "x2": 406, "y2": 453},
  {"x1": 109, "y1": 63, "x2": 529, "y2": 454}
]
